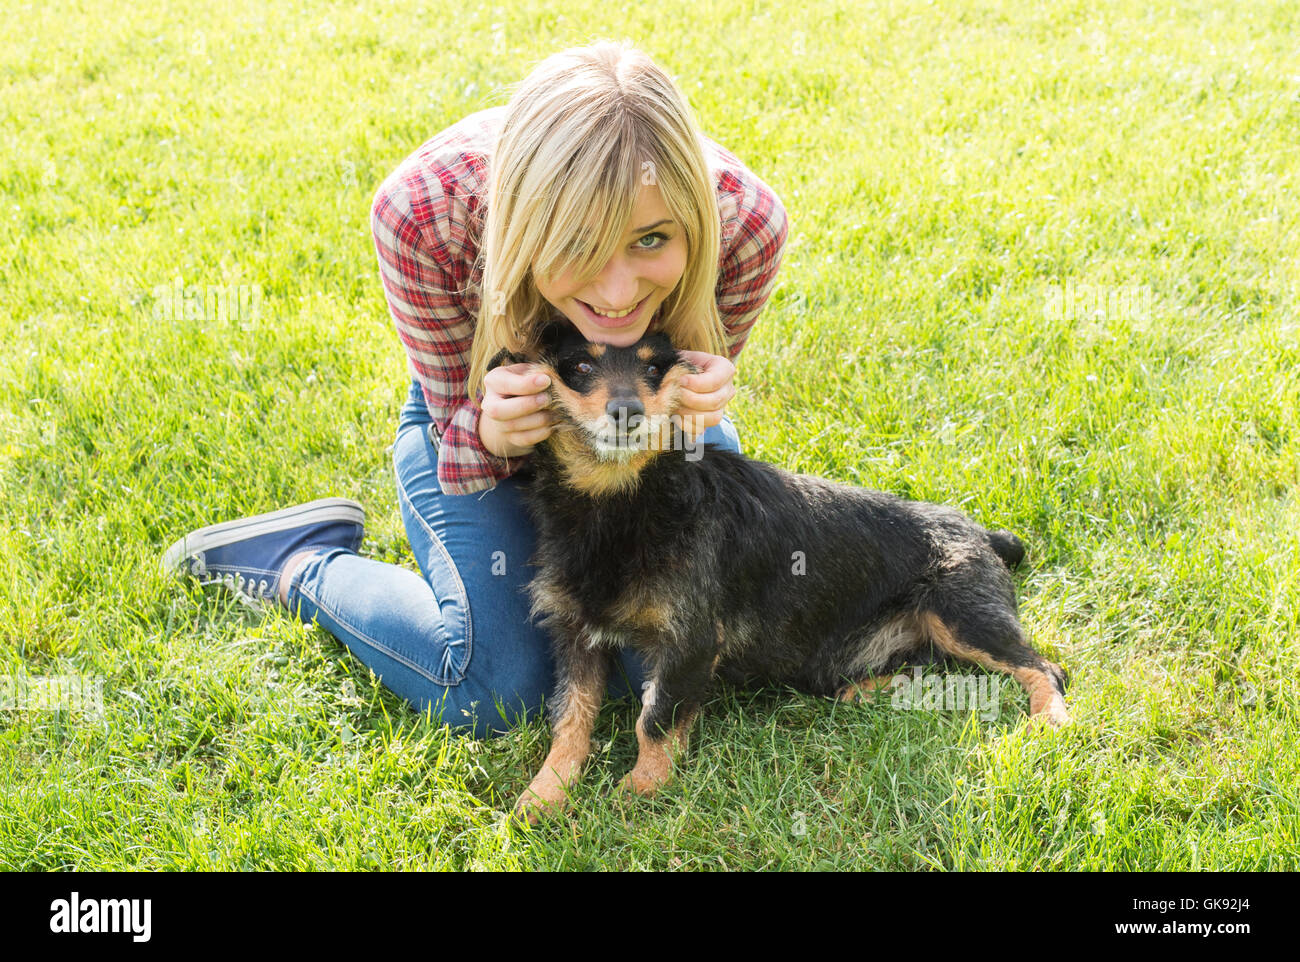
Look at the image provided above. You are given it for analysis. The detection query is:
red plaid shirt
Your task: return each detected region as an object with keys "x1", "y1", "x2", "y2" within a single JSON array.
[{"x1": 369, "y1": 106, "x2": 789, "y2": 495}]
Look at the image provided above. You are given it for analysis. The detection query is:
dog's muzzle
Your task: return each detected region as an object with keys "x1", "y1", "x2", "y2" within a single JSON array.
[{"x1": 591, "y1": 398, "x2": 650, "y2": 457}]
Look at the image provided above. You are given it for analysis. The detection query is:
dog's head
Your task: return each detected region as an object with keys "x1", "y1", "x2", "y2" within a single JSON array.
[{"x1": 488, "y1": 320, "x2": 700, "y2": 496}]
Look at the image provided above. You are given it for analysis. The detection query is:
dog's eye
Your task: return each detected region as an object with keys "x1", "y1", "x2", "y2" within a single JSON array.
[
  {"x1": 646, "y1": 364, "x2": 660, "y2": 377},
  {"x1": 575, "y1": 361, "x2": 593, "y2": 375}
]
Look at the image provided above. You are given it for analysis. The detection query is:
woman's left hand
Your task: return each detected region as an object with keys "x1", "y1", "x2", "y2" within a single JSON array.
[{"x1": 675, "y1": 351, "x2": 737, "y2": 440}]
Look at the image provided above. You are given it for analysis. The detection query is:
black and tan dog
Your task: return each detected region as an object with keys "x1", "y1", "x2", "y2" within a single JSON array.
[{"x1": 491, "y1": 322, "x2": 1070, "y2": 823}]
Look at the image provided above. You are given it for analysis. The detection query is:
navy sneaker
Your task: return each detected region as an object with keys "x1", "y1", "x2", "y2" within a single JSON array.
[{"x1": 161, "y1": 498, "x2": 365, "y2": 608}]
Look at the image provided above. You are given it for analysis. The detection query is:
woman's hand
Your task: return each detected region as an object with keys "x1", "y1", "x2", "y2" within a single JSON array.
[
  {"x1": 675, "y1": 351, "x2": 737, "y2": 440},
  {"x1": 478, "y1": 363, "x2": 558, "y2": 458}
]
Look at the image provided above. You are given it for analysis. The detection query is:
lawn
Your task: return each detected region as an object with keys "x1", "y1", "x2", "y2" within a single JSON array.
[{"x1": 1, "y1": 0, "x2": 1296, "y2": 870}]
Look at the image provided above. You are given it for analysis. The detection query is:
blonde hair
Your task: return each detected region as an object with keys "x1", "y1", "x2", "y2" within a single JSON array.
[{"x1": 466, "y1": 40, "x2": 725, "y2": 402}]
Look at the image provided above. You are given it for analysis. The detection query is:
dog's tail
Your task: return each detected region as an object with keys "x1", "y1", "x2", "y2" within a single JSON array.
[{"x1": 986, "y1": 529, "x2": 1026, "y2": 569}]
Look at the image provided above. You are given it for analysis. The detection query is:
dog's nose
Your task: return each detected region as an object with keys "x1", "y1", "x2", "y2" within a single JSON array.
[{"x1": 606, "y1": 397, "x2": 645, "y2": 427}]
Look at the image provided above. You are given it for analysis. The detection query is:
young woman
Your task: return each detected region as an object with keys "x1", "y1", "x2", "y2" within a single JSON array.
[{"x1": 162, "y1": 41, "x2": 788, "y2": 738}]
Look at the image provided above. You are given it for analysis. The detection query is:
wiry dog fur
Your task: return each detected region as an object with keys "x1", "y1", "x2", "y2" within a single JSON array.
[{"x1": 491, "y1": 322, "x2": 1070, "y2": 823}]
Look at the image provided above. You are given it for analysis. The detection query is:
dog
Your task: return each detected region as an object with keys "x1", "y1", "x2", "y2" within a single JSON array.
[{"x1": 489, "y1": 321, "x2": 1070, "y2": 824}]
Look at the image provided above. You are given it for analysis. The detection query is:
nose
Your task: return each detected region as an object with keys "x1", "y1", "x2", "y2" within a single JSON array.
[
  {"x1": 587, "y1": 254, "x2": 640, "y2": 310},
  {"x1": 606, "y1": 396, "x2": 645, "y2": 428}
]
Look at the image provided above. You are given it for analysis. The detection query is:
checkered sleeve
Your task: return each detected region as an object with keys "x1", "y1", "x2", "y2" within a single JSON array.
[
  {"x1": 369, "y1": 142, "x2": 519, "y2": 497},
  {"x1": 713, "y1": 166, "x2": 790, "y2": 361}
]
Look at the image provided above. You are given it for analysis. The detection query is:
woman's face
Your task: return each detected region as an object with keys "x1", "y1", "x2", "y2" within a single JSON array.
[{"x1": 533, "y1": 182, "x2": 687, "y2": 347}]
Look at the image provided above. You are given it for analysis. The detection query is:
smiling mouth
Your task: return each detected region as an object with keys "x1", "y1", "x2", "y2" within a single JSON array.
[{"x1": 580, "y1": 295, "x2": 647, "y2": 322}]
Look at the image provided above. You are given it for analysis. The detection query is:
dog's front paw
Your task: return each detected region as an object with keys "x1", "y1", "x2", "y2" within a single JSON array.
[
  {"x1": 618, "y1": 764, "x2": 670, "y2": 798},
  {"x1": 513, "y1": 771, "x2": 572, "y2": 825}
]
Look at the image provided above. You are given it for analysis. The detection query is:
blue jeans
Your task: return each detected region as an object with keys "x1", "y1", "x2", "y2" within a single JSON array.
[{"x1": 285, "y1": 379, "x2": 743, "y2": 738}]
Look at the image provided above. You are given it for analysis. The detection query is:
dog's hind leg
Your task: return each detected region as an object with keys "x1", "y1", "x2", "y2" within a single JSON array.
[
  {"x1": 515, "y1": 643, "x2": 610, "y2": 824},
  {"x1": 918, "y1": 610, "x2": 1071, "y2": 727}
]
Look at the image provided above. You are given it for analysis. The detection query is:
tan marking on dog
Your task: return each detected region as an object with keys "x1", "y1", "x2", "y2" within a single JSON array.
[
  {"x1": 606, "y1": 588, "x2": 675, "y2": 633},
  {"x1": 648, "y1": 363, "x2": 694, "y2": 451},
  {"x1": 585, "y1": 342, "x2": 607, "y2": 359},
  {"x1": 547, "y1": 426, "x2": 658, "y2": 496},
  {"x1": 919, "y1": 612, "x2": 1071, "y2": 726},
  {"x1": 514, "y1": 661, "x2": 608, "y2": 824},
  {"x1": 574, "y1": 382, "x2": 614, "y2": 426},
  {"x1": 636, "y1": 345, "x2": 654, "y2": 362},
  {"x1": 836, "y1": 675, "x2": 899, "y2": 702}
]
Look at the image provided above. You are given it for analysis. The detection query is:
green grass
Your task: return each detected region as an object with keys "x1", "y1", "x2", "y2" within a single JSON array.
[{"x1": 2, "y1": 0, "x2": 1297, "y2": 870}]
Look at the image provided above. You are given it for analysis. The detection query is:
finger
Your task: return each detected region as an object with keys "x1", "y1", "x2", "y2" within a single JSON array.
[
  {"x1": 505, "y1": 421, "x2": 559, "y2": 449},
  {"x1": 676, "y1": 354, "x2": 733, "y2": 390},
  {"x1": 482, "y1": 390, "x2": 553, "y2": 423},
  {"x1": 676, "y1": 409, "x2": 720, "y2": 440},
  {"x1": 486, "y1": 364, "x2": 551, "y2": 399},
  {"x1": 501, "y1": 409, "x2": 559, "y2": 434},
  {"x1": 680, "y1": 368, "x2": 735, "y2": 395},
  {"x1": 678, "y1": 381, "x2": 736, "y2": 410},
  {"x1": 675, "y1": 349, "x2": 718, "y2": 370}
]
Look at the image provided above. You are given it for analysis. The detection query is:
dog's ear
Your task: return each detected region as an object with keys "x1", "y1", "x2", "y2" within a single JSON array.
[
  {"x1": 533, "y1": 318, "x2": 571, "y2": 360},
  {"x1": 487, "y1": 346, "x2": 528, "y2": 372},
  {"x1": 673, "y1": 349, "x2": 702, "y2": 376},
  {"x1": 488, "y1": 320, "x2": 575, "y2": 372}
]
